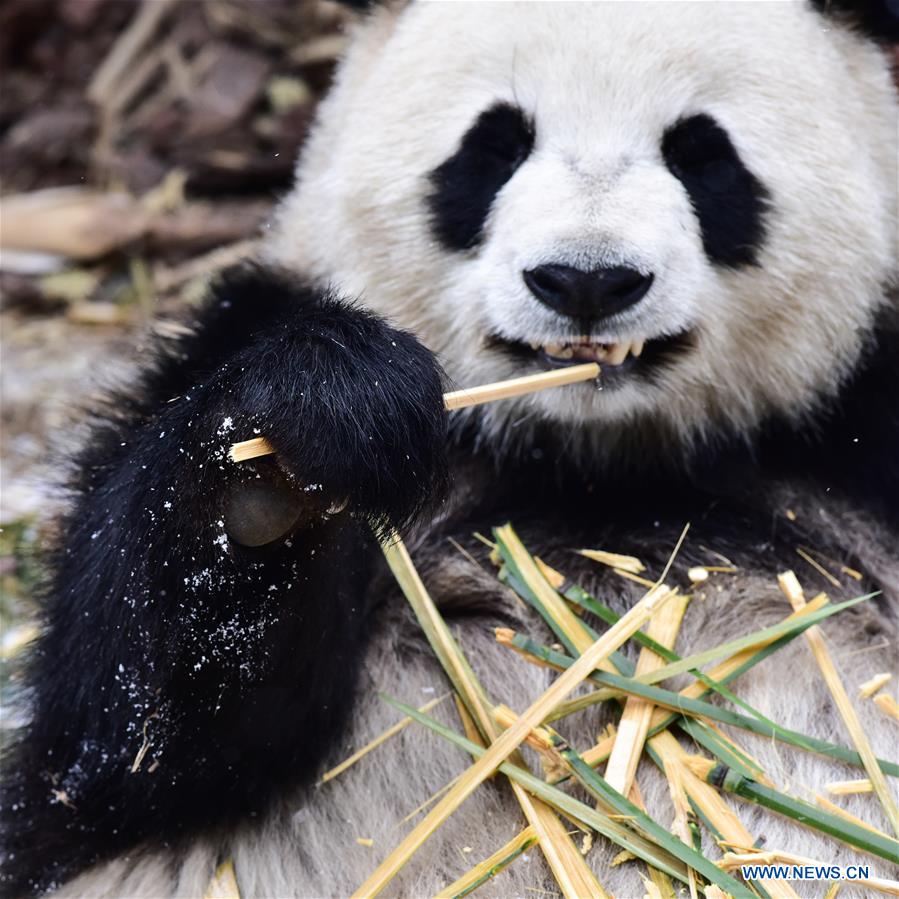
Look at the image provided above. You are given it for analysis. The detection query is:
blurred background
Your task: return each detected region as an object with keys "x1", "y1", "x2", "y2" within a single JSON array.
[{"x1": 1, "y1": 0, "x2": 349, "y2": 661}]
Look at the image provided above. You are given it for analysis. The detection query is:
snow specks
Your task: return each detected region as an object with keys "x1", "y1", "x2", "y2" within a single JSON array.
[
  {"x1": 213, "y1": 518, "x2": 229, "y2": 554},
  {"x1": 217, "y1": 416, "x2": 235, "y2": 436}
]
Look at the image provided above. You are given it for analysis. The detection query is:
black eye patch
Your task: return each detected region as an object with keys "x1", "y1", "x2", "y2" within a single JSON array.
[
  {"x1": 662, "y1": 113, "x2": 769, "y2": 267},
  {"x1": 427, "y1": 102, "x2": 535, "y2": 252}
]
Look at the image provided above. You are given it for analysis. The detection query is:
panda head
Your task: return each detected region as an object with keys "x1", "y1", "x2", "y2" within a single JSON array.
[{"x1": 269, "y1": 1, "x2": 897, "y2": 459}]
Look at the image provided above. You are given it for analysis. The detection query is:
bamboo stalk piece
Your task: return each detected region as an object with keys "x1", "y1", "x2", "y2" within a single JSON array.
[
  {"x1": 229, "y1": 364, "x2": 600, "y2": 462},
  {"x1": 351, "y1": 567, "x2": 674, "y2": 897},
  {"x1": 379, "y1": 531, "x2": 609, "y2": 899},
  {"x1": 433, "y1": 827, "x2": 537, "y2": 899},
  {"x1": 778, "y1": 571, "x2": 899, "y2": 837}
]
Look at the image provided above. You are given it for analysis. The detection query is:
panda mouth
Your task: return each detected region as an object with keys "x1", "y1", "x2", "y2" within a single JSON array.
[
  {"x1": 488, "y1": 331, "x2": 695, "y2": 381},
  {"x1": 529, "y1": 337, "x2": 645, "y2": 366}
]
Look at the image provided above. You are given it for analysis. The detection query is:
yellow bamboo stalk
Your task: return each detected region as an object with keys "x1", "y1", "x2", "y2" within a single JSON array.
[
  {"x1": 520, "y1": 797, "x2": 609, "y2": 897},
  {"x1": 646, "y1": 593, "x2": 830, "y2": 732},
  {"x1": 648, "y1": 733, "x2": 799, "y2": 899},
  {"x1": 534, "y1": 557, "x2": 567, "y2": 589},
  {"x1": 573, "y1": 730, "x2": 619, "y2": 777},
  {"x1": 494, "y1": 704, "x2": 568, "y2": 782},
  {"x1": 778, "y1": 571, "x2": 899, "y2": 837},
  {"x1": 204, "y1": 860, "x2": 240, "y2": 899},
  {"x1": 229, "y1": 364, "x2": 600, "y2": 462},
  {"x1": 874, "y1": 693, "x2": 899, "y2": 722},
  {"x1": 495, "y1": 524, "x2": 605, "y2": 660},
  {"x1": 858, "y1": 673, "x2": 891, "y2": 700},
  {"x1": 320, "y1": 694, "x2": 449, "y2": 784},
  {"x1": 825, "y1": 778, "x2": 874, "y2": 795},
  {"x1": 795, "y1": 548, "x2": 842, "y2": 588},
  {"x1": 454, "y1": 694, "x2": 488, "y2": 751},
  {"x1": 614, "y1": 568, "x2": 658, "y2": 588},
  {"x1": 815, "y1": 795, "x2": 893, "y2": 840},
  {"x1": 579, "y1": 549, "x2": 646, "y2": 574},
  {"x1": 433, "y1": 827, "x2": 538, "y2": 899},
  {"x1": 605, "y1": 594, "x2": 689, "y2": 797},
  {"x1": 662, "y1": 760, "x2": 699, "y2": 899},
  {"x1": 378, "y1": 532, "x2": 610, "y2": 899},
  {"x1": 443, "y1": 363, "x2": 601, "y2": 411},
  {"x1": 351, "y1": 566, "x2": 674, "y2": 898},
  {"x1": 703, "y1": 888, "x2": 732, "y2": 899}
]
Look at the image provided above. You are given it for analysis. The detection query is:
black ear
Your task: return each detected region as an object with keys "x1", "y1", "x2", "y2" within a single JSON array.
[
  {"x1": 811, "y1": 0, "x2": 899, "y2": 42},
  {"x1": 331, "y1": 0, "x2": 380, "y2": 9}
]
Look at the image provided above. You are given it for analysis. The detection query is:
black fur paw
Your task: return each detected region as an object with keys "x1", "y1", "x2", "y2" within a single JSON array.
[{"x1": 211, "y1": 270, "x2": 451, "y2": 533}]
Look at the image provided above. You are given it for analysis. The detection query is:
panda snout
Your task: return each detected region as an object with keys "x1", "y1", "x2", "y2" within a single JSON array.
[{"x1": 522, "y1": 263, "x2": 654, "y2": 323}]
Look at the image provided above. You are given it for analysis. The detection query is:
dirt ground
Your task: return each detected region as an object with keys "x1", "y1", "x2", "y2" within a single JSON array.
[{"x1": 1, "y1": 0, "x2": 348, "y2": 635}]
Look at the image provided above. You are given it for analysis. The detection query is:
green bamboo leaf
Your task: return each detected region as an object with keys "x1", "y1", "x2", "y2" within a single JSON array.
[
  {"x1": 562, "y1": 580, "x2": 805, "y2": 732},
  {"x1": 692, "y1": 761, "x2": 899, "y2": 864},
  {"x1": 382, "y1": 695, "x2": 754, "y2": 894},
  {"x1": 685, "y1": 797, "x2": 773, "y2": 899},
  {"x1": 635, "y1": 594, "x2": 878, "y2": 685},
  {"x1": 494, "y1": 528, "x2": 876, "y2": 753},
  {"x1": 507, "y1": 632, "x2": 899, "y2": 778},
  {"x1": 444, "y1": 831, "x2": 537, "y2": 898},
  {"x1": 674, "y1": 717, "x2": 765, "y2": 781},
  {"x1": 532, "y1": 722, "x2": 756, "y2": 897}
]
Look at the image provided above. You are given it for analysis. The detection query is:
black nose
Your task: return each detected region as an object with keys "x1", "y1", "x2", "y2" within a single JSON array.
[{"x1": 522, "y1": 264, "x2": 654, "y2": 321}]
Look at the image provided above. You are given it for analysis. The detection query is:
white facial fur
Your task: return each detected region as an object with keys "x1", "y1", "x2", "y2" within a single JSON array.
[{"x1": 267, "y1": 1, "x2": 897, "y2": 458}]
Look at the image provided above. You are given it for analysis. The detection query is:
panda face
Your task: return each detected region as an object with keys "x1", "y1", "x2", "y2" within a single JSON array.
[{"x1": 270, "y1": 2, "x2": 896, "y2": 453}]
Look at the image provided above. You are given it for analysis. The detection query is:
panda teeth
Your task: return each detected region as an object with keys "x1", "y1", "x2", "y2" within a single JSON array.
[
  {"x1": 605, "y1": 342, "x2": 630, "y2": 365},
  {"x1": 535, "y1": 338, "x2": 645, "y2": 365},
  {"x1": 543, "y1": 342, "x2": 574, "y2": 359}
]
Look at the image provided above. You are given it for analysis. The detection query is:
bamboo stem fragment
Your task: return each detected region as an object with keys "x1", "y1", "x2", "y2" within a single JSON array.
[
  {"x1": 815, "y1": 794, "x2": 893, "y2": 840},
  {"x1": 859, "y1": 673, "x2": 891, "y2": 699},
  {"x1": 684, "y1": 757, "x2": 899, "y2": 863},
  {"x1": 204, "y1": 860, "x2": 241, "y2": 899},
  {"x1": 228, "y1": 363, "x2": 600, "y2": 462},
  {"x1": 433, "y1": 827, "x2": 538, "y2": 899},
  {"x1": 379, "y1": 531, "x2": 609, "y2": 899},
  {"x1": 778, "y1": 571, "x2": 899, "y2": 838},
  {"x1": 875, "y1": 693, "x2": 899, "y2": 722},
  {"x1": 604, "y1": 594, "x2": 688, "y2": 797},
  {"x1": 826, "y1": 778, "x2": 874, "y2": 796},
  {"x1": 351, "y1": 563, "x2": 673, "y2": 898}
]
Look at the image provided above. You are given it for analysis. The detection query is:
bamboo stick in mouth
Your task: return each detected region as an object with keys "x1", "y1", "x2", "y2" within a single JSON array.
[{"x1": 227, "y1": 362, "x2": 600, "y2": 463}]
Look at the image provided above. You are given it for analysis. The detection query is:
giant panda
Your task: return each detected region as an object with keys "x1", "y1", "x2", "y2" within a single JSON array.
[{"x1": 2, "y1": 1, "x2": 898, "y2": 896}]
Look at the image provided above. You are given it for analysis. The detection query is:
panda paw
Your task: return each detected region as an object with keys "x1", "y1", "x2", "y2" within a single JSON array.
[{"x1": 221, "y1": 291, "x2": 450, "y2": 535}]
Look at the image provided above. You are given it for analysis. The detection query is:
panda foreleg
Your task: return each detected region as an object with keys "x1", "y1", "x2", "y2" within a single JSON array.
[{"x1": 0, "y1": 266, "x2": 448, "y2": 897}]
